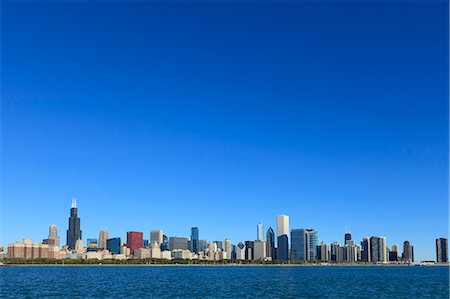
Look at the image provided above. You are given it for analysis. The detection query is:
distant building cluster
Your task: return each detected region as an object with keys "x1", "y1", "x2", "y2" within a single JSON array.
[{"x1": 4, "y1": 199, "x2": 449, "y2": 264}]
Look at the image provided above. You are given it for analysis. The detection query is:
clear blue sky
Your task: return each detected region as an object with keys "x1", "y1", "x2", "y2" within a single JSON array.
[{"x1": 1, "y1": 1, "x2": 448, "y2": 261}]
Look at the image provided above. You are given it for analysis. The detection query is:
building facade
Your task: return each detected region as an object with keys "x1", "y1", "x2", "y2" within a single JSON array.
[
  {"x1": 107, "y1": 237, "x2": 121, "y2": 254},
  {"x1": 190, "y1": 227, "x2": 199, "y2": 253},
  {"x1": 266, "y1": 227, "x2": 276, "y2": 261},
  {"x1": 257, "y1": 223, "x2": 264, "y2": 241},
  {"x1": 98, "y1": 230, "x2": 109, "y2": 250},
  {"x1": 436, "y1": 238, "x2": 448, "y2": 263},
  {"x1": 126, "y1": 231, "x2": 143, "y2": 256}
]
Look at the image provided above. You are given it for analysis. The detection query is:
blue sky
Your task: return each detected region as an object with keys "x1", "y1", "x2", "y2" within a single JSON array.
[{"x1": 1, "y1": 1, "x2": 448, "y2": 261}]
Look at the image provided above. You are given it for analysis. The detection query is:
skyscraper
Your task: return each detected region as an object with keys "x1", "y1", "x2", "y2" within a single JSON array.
[
  {"x1": 276, "y1": 215, "x2": 289, "y2": 237},
  {"x1": 291, "y1": 228, "x2": 318, "y2": 261},
  {"x1": 370, "y1": 236, "x2": 387, "y2": 263},
  {"x1": 318, "y1": 242, "x2": 330, "y2": 261},
  {"x1": 436, "y1": 238, "x2": 448, "y2": 263},
  {"x1": 107, "y1": 237, "x2": 121, "y2": 254},
  {"x1": 150, "y1": 230, "x2": 164, "y2": 245},
  {"x1": 224, "y1": 238, "x2": 232, "y2": 259},
  {"x1": 191, "y1": 227, "x2": 199, "y2": 253},
  {"x1": 98, "y1": 230, "x2": 109, "y2": 250},
  {"x1": 253, "y1": 240, "x2": 266, "y2": 260},
  {"x1": 290, "y1": 229, "x2": 306, "y2": 260},
  {"x1": 277, "y1": 235, "x2": 289, "y2": 261},
  {"x1": 66, "y1": 198, "x2": 82, "y2": 250},
  {"x1": 276, "y1": 214, "x2": 289, "y2": 260},
  {"x1": 245, "y1": 241, "x2": 254, "y2": 260},
  {"x1": 266, "y1": 227, "x2": 276, "y2": 260},
  {"x1": 45, "y1": 224, "x2": 60, "y2": 247},
  {"x1": 344, "y1": 233, "x2": 352, "y2": 245},
  {"x1": 126, "y1": 231, "x2": 143, "y2": 256},
  {"x1": 305, "y1": 229, "x2": 318, "y2": 260},
  {"x1": 169, "y1": 237, "x2": 189, "y2": 251},
  {"x1": 402, "y1": 241, "x2": 413, "y2": 263},
  {"x1": 257, "y1": 223, "x2": 264, "y2": 241}
]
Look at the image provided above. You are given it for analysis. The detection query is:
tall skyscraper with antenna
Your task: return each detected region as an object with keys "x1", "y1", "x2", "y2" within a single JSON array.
[{"x1": 66, "y1": 198, "x2": 82, "y2": 250}]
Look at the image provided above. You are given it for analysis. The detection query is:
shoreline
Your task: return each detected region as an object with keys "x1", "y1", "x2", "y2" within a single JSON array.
[{"x1": 2, "y1": 263, "x2": 448, "y2": 267}]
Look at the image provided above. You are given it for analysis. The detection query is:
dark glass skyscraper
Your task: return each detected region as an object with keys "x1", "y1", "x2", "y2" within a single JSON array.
[
  {"x1": 66, "y1": 198, "x2": 82, "y2": 250},
  {"x1": 191, "y1": 227, "x2": 199, "y2": 254},
  {"x1": 344, "y1": 233, "x2": 352, "y2": 245},
  {"x1": 107, "y1": 237, "x2": 121, "y2": 254},
  {"x1": 436, "y1": 238, "x2": 448, "y2": 263},
  {"x1": 266, "y1": 227, "x2": 276, "y2": 260},
  {"x1": 277, "y1": 235, "x2": 289, "y2": 261},
  {"x1": 291, "y1": 229, "x2": 306, "y2": 260}
]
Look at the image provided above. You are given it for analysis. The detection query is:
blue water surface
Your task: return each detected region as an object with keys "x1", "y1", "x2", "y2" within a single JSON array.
[{"x1": 0, "y1": 265, "x2": 448, "y2": 298}]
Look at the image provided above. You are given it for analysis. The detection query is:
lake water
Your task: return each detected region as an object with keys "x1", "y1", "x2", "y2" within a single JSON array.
[{"x1": 0, "y1": 265, "x2": 448, "y2": 298}]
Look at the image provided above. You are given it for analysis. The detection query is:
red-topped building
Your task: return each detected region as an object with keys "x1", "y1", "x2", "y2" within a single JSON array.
[{"x1": 126, "y1": 231, "x2": 143, "y2": 256}]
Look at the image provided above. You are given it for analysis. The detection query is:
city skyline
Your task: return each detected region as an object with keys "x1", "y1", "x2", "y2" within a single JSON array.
[
  {"x1": 2, "y1": 1, "x2": 448, "y2": 263},
  {"x1": 3, "y1": 198, "x2": 445, "y2": 262}
]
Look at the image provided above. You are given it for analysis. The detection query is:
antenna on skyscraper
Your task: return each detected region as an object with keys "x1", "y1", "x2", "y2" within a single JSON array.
[{"x1": 72, "y1": 197, "x2": 77, "y2": 208}]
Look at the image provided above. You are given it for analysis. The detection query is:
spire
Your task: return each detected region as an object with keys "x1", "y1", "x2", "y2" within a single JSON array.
[{"x1": 71, "y1": 197, "x2": 77, "y2": 208}]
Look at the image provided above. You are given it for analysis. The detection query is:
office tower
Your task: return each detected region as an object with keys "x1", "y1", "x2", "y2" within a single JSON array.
[
  {"x1": 276, "y1": 214, "x2": 289, "y2": 260},
  {"x1": 344, "y1": 240, "x2": 357, "y2": 262},
  {"x1": 197, "y1": 240, "x2": 208, "y2": 252},
  {"x1": 44, "y1": 224, "x2": 60, "y2": 247},
  {"x1": 253, "y1": 240, "x2": 266, "y2": 260},
  {"x1": 150, "y1": 230, "x2": 164, "y2": 246},
  {"x1": 277, "y1": 235, "x2": 289, "y2": 261},
  {"x1": 143, "y1": 239, "x2": 149, "y2": 248},
  {"x1": 436, "y1": 238, "x2": 448, "y2": 263},
  {"x1": 98, "y1": 230, "x2": 109, "y2": 250},
  {"x1": 236, "y1": 242, "x2": 245, "y2": 260},
  {"x1": 402, "y1": 241, "x2": 413, "y2": 263},
  {"x1": 224, "y1": 239, "x2": 232, "y2": 259},
  {"x1": 276, "y1": 215, "x2": 289, "y2": 237},
  {"x1": 107, "y1": 237, "x2": 121, "y2": 254},
  {"x1": 291, "y1": 228, "x2": 318, "y2": 261},
  {"x1": 290, "y1": 229, "x2": 306, "y2": 260},
  {"x1": 66, "y1": 198, "x2": 82, "y2": 250},
  {"x1": 266, "y1": 227, "x2": 276, "y2": 260},
  {"x1": 361, "y1": 237, "x2": 371, "y2": 262},
  {"x1": 231, "y1": 245, "x2": 237, "y2": 259},
  {"x1": 370, "y1": 236, "x2": 387, "y2": 262},
  {"x1": 169, "y1": 237, "x2": 189, "y2": 251},
  {"x1": 318, "y1": 242, "x2": 330, "y2": 261},
  {"x1": 344, "y1": 233, "x2": 352, "y2": 245},
  {"x1": 305, "y1": 229, "x2": 318, "y2": 260},
  {"x1": 213, "y1": 241, "x2": 223, "y2": 251},
  {"x1": 257, "y1": 223, "x2": 264, "y2": 241},
  {"x1": 126, "y1": 231, "x2": 144, "y2": 256},
  {"x1": 190, "y1": 227, "x2": 199, "y2": 253},
  {"x1": 330, "y1": 242, "x2": 340, "y2": 262},
  {"x1": 245, "y1": 241, "x2": 254, "y2": 260}
]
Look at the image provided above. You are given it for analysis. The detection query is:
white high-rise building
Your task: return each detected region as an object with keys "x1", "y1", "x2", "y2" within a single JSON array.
[
  {"x1": 257, "y1": 223, "x2": 264, "y2": 241},
  {"x1": 98, "y1": 230, "x2": 109, "y2": 250},
  {"x1": 224, "y1": 239, "x2": 232, "y2": 259},
  {"x1": 253, "y1": 240, "x2": 267, "y2": 260},
  {"x1": 276, "y1": 214, "x2": 289, "y2": 237}
]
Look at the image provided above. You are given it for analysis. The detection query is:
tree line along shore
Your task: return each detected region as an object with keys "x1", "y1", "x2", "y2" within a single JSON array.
[{"x1": 1, "y1": 258, "x2": 443, "y2": 266}]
